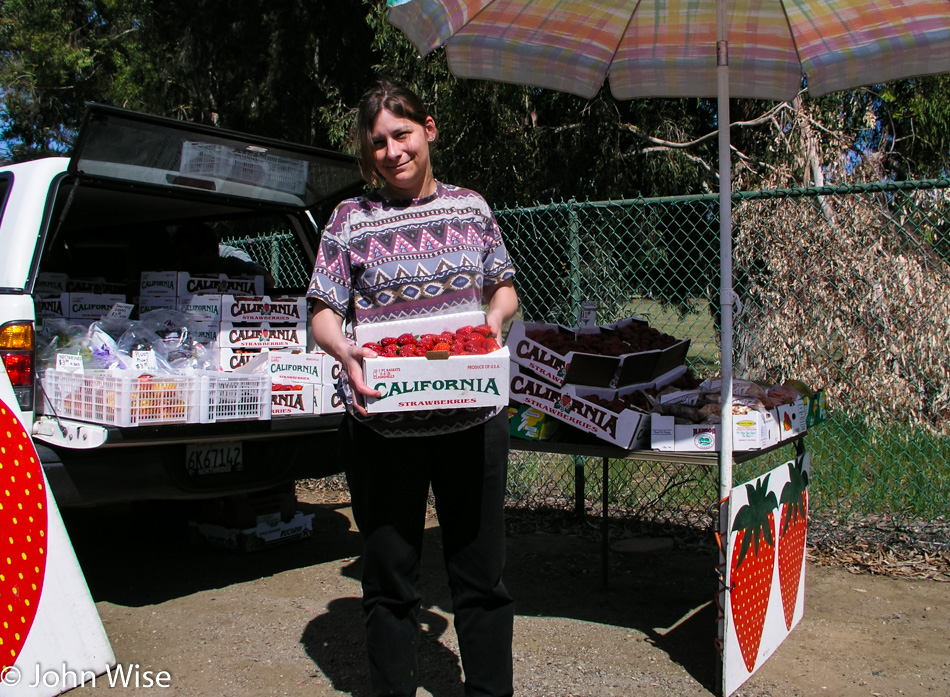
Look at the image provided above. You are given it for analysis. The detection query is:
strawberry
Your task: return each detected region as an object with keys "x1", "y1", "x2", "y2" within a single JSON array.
[
  {"x1": 362, "y1": 342, "x2": 384, "y2": 354},
  {"x1": 414, "y1": 346, "x2": 429, "y2": 357},
  {"x1": 729, "y1": 475, "x2": 778, "y2": 674},
  {"x1": 778, "y1": 457, "x2": 809, "y2": 630},
  {"x1": 397, "y1": 344, "x2": 417, "y2": 357},
  {"x1": 381, "y1": 343, "x2": 399, "y2": 357},
  {"x1": 417, "y1": 336, "x2": 435, "y2": 350},
  {"x1": 438, "y1": 331, "x2": 456, "y2": 344},
  {"x1": 456, "y1": 325, "x2": 475, "y2": 336},
  {"x1": 474, "y1": 324, "x2": 492, "y2": 336},
  {"x1": 0, "y1": 399, "x2": 49, "y2": 673},
  {"x1": 450, "y1": 341, "x2": 466, "y2": 355},
  {"x1": 464, "y1": 341, "x2": 486, "y2": 354},
  {"x1": 396, "y1": 333, "x2": 417, "y2": 346},
  {"x1": 466, "y1": 332, "x2": 486, "y2": 346},
  {"x1": 433, "y1": 342, "x2": 452, "y2": 352},
  {"x1": 380, "y1": 336, "x2": 398, "y2": 346}
]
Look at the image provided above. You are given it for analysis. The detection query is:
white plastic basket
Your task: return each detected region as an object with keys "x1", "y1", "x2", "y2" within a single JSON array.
[
  {"x1": 197, "y1": 372, "x2": 272, "y2": 424},
  {"x1": 40, "y1": 370, "x2": 201, "y2": 427}
]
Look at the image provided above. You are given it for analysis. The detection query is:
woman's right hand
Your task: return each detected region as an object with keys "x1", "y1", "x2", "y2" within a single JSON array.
[
  {"x1": 341, "y1": 344, "x2": 382, "y2": 416},
  {"x1": 310, "y1": 301, "x2": 381, "y2": 417}
]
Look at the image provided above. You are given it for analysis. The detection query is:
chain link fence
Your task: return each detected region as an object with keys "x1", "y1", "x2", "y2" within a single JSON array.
[
  {"x1": 496, "y1": 179, "x2": 950, "y2": 546},
  {"x1": 221, "y1": 229, "x2": 311, "y2": 288}
]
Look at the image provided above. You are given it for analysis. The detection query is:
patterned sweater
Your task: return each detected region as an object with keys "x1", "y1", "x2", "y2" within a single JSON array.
[{"x1": 307, "y1": 181, "x2": 516, "y2": 436}]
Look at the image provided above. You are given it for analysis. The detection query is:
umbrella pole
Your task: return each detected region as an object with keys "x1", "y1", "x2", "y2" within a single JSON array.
[
  {"x1": 716, "y1": 0, "x2": 735, "y2": 506},
  {"x1": 716, "y1": 2, "x2": 735, "y2": 693}
]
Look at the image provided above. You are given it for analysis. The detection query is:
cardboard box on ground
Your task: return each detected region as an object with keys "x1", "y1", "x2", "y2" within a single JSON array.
[{"x1": 189, "y1": 483, "x2": 314, "y2": 552}]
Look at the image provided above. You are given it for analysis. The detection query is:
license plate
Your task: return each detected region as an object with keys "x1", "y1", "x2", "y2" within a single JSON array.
[{"x1": 185, "y1": 441, "x2": 244, "y2": 476}]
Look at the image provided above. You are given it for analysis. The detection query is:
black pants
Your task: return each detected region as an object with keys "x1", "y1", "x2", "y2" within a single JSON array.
[{"x1": 340, "y1": 410, "x2": 515, "y2": 697}]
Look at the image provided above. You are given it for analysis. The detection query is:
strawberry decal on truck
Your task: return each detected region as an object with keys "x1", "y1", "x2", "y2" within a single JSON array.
[
  {"x1": 778, "y1": 457, "x2": 809, "y2": 630},
  {"x1": 0, "y1": 400, "x2": 49, "y2": 671},
  {"x1": 729, "y1": 475, "x2": 778, "y2": 673}
]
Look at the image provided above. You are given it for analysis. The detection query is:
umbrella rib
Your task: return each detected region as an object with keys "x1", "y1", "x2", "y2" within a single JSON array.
[
  {"x1": 603, "y1": 0, "x2": 647, "y2": 95},
  {"x1": 778, "y1": 0, "x2": 809, "y2": 92}
]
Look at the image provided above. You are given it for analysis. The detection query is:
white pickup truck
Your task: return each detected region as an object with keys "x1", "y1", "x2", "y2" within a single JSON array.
[{"x1": 0, "y1": 104, "x2": 360, "y2": 507}]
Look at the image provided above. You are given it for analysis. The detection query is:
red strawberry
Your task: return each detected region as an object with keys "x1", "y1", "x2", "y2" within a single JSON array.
[
  {"x1": 730, "y1": 475, "x2": 778, "y2": 674},
  {"x1": 464, "y1": 341, "x2": 486, "y2": 354},
  {"x1": 396, "y1": 333, "x2": 416, "y2": 346},
  {"x1": 474, "y1": 324, "x2": 492, "y2": 336},
  {"x1": 420, "y1": 333, "x2": 440, "y2": 343},
  {"x1": 417, "y1": 336, "x2": 435, "y2": 350},
  {"x1": 466, "y1": 333, "x2": 486, "y2": 346},
  {"x1": 414, "y1": 346, "x2": 429, "y2": 357},
  {"x1": 397, "y1": 344, "x2": 417, "y2": 357},
  {"x1": 778, "y1": 458, "x2": 809, "y2": 630},
  {"x1": 483, "y1": 338, "x2": 501, "y2": 352},
  {"x1": 362, "y1": 342, "x2": 384, "y2": 354},
  {"x1": 450, "y1": 341, "x2": 466, "y2": 355},
  {"x1": 381, "y1": 344, "x2": 399, "y2": 357},
  {"x1": 0, "y1": 400, "x2": 49, "y2": 673},
  {"x1": 380, "y1": 336, "x2": 398, "y2": 346},
  {"x1": 433, "y1": 342, "x2": 452, "y2": 352},
  {"x1": 438, "y1": 331, "x2": 456, "y2": 344},
  {"x1": 456, "y1": 325, "x2": 475, "y2": 336}
]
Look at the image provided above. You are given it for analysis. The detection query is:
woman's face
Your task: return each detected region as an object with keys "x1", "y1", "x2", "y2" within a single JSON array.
[{"x1": 371, "y1": 108, "x2": 437, "y2": 199}]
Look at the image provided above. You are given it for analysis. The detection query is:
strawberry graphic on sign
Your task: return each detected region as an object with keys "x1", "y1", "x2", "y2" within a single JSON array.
[
  {"x1": 729, "y1": 475, "x2": 778, "y2": 674},
  {"x1": 778, "y1": 456, "x2": 809, "y2": 630},
  {"x1": 0, "y1": 400, "x2": 48, "y2": 672}
]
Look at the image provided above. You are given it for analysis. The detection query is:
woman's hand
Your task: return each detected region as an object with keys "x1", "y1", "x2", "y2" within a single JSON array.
[
  {"x1": 310, "y1": 301, "x2": 381, "y2": 416},
  {"x1": 484, "y1": 279, "x2": 519, "y2": 338}
]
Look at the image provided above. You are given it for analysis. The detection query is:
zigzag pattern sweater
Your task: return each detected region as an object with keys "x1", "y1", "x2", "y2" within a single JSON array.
[{"x1": 307, "y1": 181, "x2": 516, "y2": 436}]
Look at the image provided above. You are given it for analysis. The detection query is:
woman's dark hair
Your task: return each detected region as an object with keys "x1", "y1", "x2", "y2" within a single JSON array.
[{"x1": 353, "y1": 80, "x2": 433, "y2": 187}]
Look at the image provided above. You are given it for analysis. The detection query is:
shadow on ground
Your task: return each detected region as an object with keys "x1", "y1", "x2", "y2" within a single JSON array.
[
  {"x1": 60, "y1": 499, "x2": 361, "y2": 606},
  {"x1": 64, "y1": 501, "x2": 720, "y2": 692}
]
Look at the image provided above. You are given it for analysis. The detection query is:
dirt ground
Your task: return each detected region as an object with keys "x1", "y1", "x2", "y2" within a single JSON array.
[{"x1": 58, "y1": 488, "x2": 950, "y2": 697}]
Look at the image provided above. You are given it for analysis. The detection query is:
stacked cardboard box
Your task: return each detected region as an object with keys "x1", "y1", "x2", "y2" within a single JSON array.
[
  {"x1": 507, "y1": 317, "x2": 691, "y2": 449},
  {"x1": 263, "y1": 349, "x2": 344, "y2": 416},
  {"x1": 649, "y1": 388, "x2": 809, "y2": 452}
]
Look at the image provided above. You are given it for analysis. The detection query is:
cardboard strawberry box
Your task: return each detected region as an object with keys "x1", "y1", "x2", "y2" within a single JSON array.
[
  {"x1": 508, "y1": 364, "x2": 650, "y2": 449},
  {"x1": 219, "y1": 321, "x2": 307, "y2": 350},
  {"x1": 188, "y1": 511, "x2": 314, "y2": 552},
  {"x1": 270, "y1": 383, "x2": 315, "y2": 416},
  {"x1": 355, "y1": 311, "x2": 509, "y2": 413},
  {"x1": 221, "y1": 295, "x2": 307, "y2": 323},
  {"x1": 507, "y1": 318, "x2": 690, "y2": 389},
  {"x1": 316, "y1": 382, "x2": 346, "y2": 414},
  {"x1": 507, "y1": 321, "x2": 620, "y2": 387},
  {"x1": 177, "y1": 272, "x2": 263, "y2": 298},
  {"x1": 650, "y1": 409, "x2": 780, "y2": 452}
]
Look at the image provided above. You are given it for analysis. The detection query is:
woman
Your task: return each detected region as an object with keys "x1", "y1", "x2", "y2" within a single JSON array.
[{"x1": 307, "y1": 80, "x2": 519, "y2": 697}]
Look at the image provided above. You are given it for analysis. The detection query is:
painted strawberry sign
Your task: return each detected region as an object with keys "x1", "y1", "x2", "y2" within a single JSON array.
[
  {"x1": 0, "y1": 374, "x2": 113, "y2": 697},
  {"x1": 0, "y1": 400, "x2": 48, "y2": 672},
  {"x1": 721, "y1": 453, "x2": 811, "y2": 696},
  {"x1": 728, "y1": 475, "x2": 778, "y2": 673}
]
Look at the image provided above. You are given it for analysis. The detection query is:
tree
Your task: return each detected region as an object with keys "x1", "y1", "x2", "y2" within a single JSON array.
[{"x1": 0, "y1": 0, "x2": 144, "y2": 161}]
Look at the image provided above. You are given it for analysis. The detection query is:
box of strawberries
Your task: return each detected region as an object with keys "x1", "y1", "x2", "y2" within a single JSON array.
[
  {"x1": 507, "y1": 317, "x2": 690, "y2": 388},
  {"x1": 354, "y1": 311, "x2": 510, "y2": 413}
]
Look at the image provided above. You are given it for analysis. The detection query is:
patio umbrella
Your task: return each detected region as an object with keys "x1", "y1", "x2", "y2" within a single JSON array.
[{"x1": 386, "y1": 0, "x2": 950, "y2": 497}]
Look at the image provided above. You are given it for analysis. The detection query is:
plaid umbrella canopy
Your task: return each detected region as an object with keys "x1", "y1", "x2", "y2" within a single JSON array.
[{"x1": 386, "y1": 0, "x2": 950, "y2": 493}]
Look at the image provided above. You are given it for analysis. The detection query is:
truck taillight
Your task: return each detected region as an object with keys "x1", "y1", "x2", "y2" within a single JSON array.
[{"x1": 0, "y1": 322, "x2": 35, "y2": 412}]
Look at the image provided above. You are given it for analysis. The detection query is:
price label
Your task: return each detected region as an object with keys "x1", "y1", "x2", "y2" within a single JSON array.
[
  {"x1": 107, "y1": 302, "x2": 135, "y2": 319},
  {"x1": 578, "y1": 300, "x2": 598, "y2": 328},
  {"x1": 55, "y1": 353, "x2": 84, "y2": 373},
  {"x1": 132, "y1": 350, "x2": 158, "y2": 371}
]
